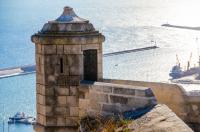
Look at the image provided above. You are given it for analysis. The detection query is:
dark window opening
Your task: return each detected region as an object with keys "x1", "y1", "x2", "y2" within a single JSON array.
[
  {"x1": 60, "y1": 58, "x2": 63, "y2": 73},
  {"x1": 83, "y1": 49, "x2": 97, "y2": 81}
]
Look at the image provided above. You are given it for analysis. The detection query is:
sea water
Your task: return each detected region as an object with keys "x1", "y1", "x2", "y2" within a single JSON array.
[{"x1": 1, "y1": 0, "x2": 200, "y2": 131}]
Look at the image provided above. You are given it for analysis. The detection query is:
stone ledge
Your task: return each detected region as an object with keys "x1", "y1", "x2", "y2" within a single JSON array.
[{"x1": 116, "y1": 104, "x2": 193, "y2": 132}]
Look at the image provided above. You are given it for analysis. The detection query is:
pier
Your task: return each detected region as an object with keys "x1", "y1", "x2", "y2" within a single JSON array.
[
  {"x1": 104, "y1": 45, "x2": 158, "y2": 57},
  {"x1": 0, "y1": 65, "x2": 35, "y2": 79},
  {"x1": 0, "y1": 46, "x2": 158, "y2": 79},
  {"x1": 162, "y1": 24, "x2": 200, "y2": 31}
]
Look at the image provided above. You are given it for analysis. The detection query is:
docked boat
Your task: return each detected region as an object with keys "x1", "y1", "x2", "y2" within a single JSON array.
[
  {"x1": 8, "y1": 112, "x2": 36, "y2": 125},
  {"x1": 169, "y1": 54, "x2": 200, "y2": 80}
]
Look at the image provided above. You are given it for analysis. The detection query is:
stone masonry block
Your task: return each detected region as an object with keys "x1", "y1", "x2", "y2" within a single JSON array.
[
  {"x1": 47, "y1": 75, "x2": 57, "y2": 86},
  {"x1": 135, "y1": 89, "x2": 146, "y2": 97},
  {"x1": 91, "y1": 85, "x2": 112, "y2": 93},
  {"x1": 110, "y1": 95, "x2": 128, "y2": 104},
  {"x1": 64, "y1": 45, "x2": 82, "y2": 54},
  {"x1": 86, "y1": 36, "x2": 99, "y2": 44},
  {"x1": 57, "y1": 45, "x2": 64, "y2": 54},
  {"x1": 54, "y1": 106, "x2": 70, "y2": 116},
  {"x1": 98, "y1": 52, "x2": 103, "y2": 64},
  {"x1": 36, "y1": 44, "x2": 42, "y2": 54},
  {"x1": 57, "y1": 96, "x2": 67, "y2": 105},
  {"x1": 70, "y1": 107, "x2": 79, "y2": 117},
  {"x1": 113, "y1": 88, "x2": 135, "y2": 96},
  {"x1": 34, "y1": 125, "x2": 79, "y2": 132},
  {"x1": 69, "y1": 76, "x2": 80, "y2": 86},
  {"x1": 67, "y1": 54, "x2": 83, "y2": 75},
  {"x1": 98, "y1": 63, "x2": 102, "y2": 75},
  {"x1": 98, "y1": 73, "x2": 103, "y2": 80},
  {"x1": 65, "y1": 117, "x2": 79, "y2": 127},
  {"x1": 55, "y1": 87, "x2": 69, "y2": 96},
  {"x1": 89, "y1": 92, "x2": 108, "y2": 103},
  {"x1": 67, "y1": 54, "x2": 82, "y2": 67},
  {"x1": 44, "y1": 116, "x2": 57, "y2": 126},
  {"x1": 37, "y1": 94, "x2": 55, "y2": 105},
  {"x1": 37, "y1": 104, "x2": 53, "y2": 116},
  {"x1": 37, "y1": 114, "x2": 45, "y2": 125},
  {"x1": 37, "y1": 94, "x2": 45, "y2": 105},
  {"x1": 57, "y1": 76, "x2": 67, "y2": 86},
  {"x1": 42, "y1": 45, "x2": 57, "y2": 54},
  {"x1": 70, "y1": 86, "x2": 78, "y2": 96},
  {"x1": 36, "y1": 73, "x2": 45, "y2": 85},
  {"x1": 57, "y1": 117, "x2": 66, "y2": 126},
  {"x1": 81, "y1": 44, "x2": 99, "y2": 51},
  {"x1": 67, "y1": 96, "x2": 78, "y2": 107}
]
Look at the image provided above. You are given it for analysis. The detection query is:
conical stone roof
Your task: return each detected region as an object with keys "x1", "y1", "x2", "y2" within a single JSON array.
[{"x1": 41, "y1": 6, "x2": 95, "y2": 33}]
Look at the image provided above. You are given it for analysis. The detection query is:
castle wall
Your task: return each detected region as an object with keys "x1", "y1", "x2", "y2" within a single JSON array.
[
  {"x1": 79, "y1": 81, "x2": 157, "y2": 118},
  {"x1": 102, "y1": 79, "x2": 200, "y2": 130}
]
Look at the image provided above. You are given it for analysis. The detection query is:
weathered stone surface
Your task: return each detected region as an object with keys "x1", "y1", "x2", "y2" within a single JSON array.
[
  {"x1": 69, "y1": 76, "x2": 81, "y2": 86},
  {"x1": 36, "y1": 84, "x2": 54, "y2": 96},
  {"x1": 35, "y1": 124, "x2": 79, "y2": 132},
  {"x1": 81, "y1": 44, "x2": 99, "y2": 51},
  {"x1": 70, "y1": 107, "x2": 79, "y2": 116},
  {"x1": 65, "y1": 117, "x2": 79, "y2": 127},
  {"x1": 70, "y1": 86, "x2": 78, "y2": 96},
  {"x1": 67, "y1": 96, "x2": 79, "y2": 107},
  {"x1": 89, "y1": 92, "x2": 108, "y2": 103},
  {"x1": 64, "y1": 45, "x2": 82, "y2": 54},
  {"x1": 57, "y1": 96, "x2": 67, "y2": 105},
  {"x1": 42, "y1": 45, "x2": 57, "y2": 54},
  {"x1": 57, "y1": 117, "x2": 66, "y2": 126},
  {"x1": 37, "y1": 104, "x2": 53, "y2": 116},
  {"x1": 116, "y1": 104, "x2": 193, "y2": 132},
  {"x1": 57, "y1": 45, "x2": 64, "y2": 54},
  {"x1": 113, "y1": 87, "x2": 135, "y2": 95},
  {"x1": 55, "y1": 87, "x2": 69, "y2": 96},
  {"x1": 57, "y1": 76, "x2": 67, "y2": 86},
  {"x1": 37, "y1": 94, "x2": 45, "y2": 105},
  {"x1": 36, "y1": 44, "x2": 43, "y2": 54},
  {"x1": 45, "y1": 116, "x2": 57, "y2": 126},
  {"x1": 110, "y1": 95, "x2": 128, "y2": 104},
  {"x1": 67, "y1": 55, "x2": 83, "y2": 76},
  {"x1": 54, "y1": 107, "x2": 69, "y2": 115}
]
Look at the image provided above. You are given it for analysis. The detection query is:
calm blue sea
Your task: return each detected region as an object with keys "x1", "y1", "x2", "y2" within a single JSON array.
[{"x1": 1, "y1": 0, "x2": 200, "y2": 131}]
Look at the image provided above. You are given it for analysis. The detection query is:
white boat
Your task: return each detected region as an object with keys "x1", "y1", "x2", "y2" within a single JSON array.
[{"x1": 8, "y1": 112, "x2": 36, "y2": 125}]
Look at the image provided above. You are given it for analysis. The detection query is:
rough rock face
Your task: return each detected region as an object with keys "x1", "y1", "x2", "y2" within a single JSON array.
[{"x1": 116, "y1": 104, "x2": 193, "y2": 132}]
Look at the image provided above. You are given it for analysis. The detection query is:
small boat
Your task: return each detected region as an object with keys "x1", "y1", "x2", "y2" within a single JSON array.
[{"x1": 8, "y1": 112, "x2": 36, "y2": 125}]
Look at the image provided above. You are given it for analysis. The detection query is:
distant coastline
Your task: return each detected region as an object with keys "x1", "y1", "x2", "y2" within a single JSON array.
[{"x1": 162, "y1": 24, "x2": 200, "y2": 31}]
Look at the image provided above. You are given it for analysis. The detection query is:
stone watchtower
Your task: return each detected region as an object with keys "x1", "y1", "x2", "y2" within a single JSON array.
[{"x1": 31, "y1": 6, "x2": 105, "y2": 132}]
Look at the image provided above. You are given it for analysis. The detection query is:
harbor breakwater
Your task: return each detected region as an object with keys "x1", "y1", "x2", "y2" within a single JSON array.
[
  {"x1": 162, "y1": 24, "x2": 200, "y2": 31},
  {"x1": 0, "y1": 65, "x2": 35, "y2": 79},
  {"x1": 0, "y1": 46, "x2": 158, "y2": 79}
]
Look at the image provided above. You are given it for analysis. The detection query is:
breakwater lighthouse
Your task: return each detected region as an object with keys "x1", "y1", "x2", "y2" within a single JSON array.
[{"x1": 31, "y1": 6, "x2": 105, "y2": 132}]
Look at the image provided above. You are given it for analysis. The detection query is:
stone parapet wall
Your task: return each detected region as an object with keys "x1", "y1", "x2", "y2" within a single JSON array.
[
  {"x1": 79, "y1": 82, "x2": 157, "y2": 118},
  {"x1": 102, "y1": 79, "x2": 200, "y2": 131}
]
